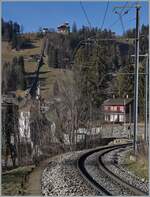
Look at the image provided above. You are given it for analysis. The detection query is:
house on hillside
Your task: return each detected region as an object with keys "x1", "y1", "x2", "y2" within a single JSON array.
[
  {"x1": 42, "y1": 28, "x2": 49, "y2": 34},
  {"x1": 57, "y1": 22, "x2": 70, "y2": 34},
  {"x1": 102, "y1": 98, "x2": 133, "y2": 123}
]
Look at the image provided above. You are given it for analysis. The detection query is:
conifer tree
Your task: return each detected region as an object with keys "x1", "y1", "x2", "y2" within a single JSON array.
[{"x1": 72, "y1": 22, "x2": 77, "y2": 33}]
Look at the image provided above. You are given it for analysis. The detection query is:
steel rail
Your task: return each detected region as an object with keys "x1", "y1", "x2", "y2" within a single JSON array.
[
  {"x1": 77, "y1": 144, "x2": 129, "y2": 195},
  {"x1": 98, "y1": 146, "x2": 148, "y2": 196}
]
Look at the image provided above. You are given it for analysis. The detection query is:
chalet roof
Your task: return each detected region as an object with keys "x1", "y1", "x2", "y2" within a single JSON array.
[
  {"x1": 57, "y1": 25, "x2": 68, "y2": 29},
  {"x1": 103, "y1": 98, "x2": 133, "y2": 106},
  {"x1": 57, "y1": 22, "x2": 69, "y2": 29}
]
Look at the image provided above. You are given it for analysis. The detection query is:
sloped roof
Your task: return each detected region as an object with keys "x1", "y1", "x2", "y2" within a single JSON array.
[
  {"x1": 103, "y1": 98, "x2": 133, "y2": 106},
  {"x1": 57, "y1": 22, "x2": 69, "y2": 29}
]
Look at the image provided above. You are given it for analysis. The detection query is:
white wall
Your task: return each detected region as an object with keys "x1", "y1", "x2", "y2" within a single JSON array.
[{"x1": 19, "y1": 111, "x2": 31, "y2": 142}]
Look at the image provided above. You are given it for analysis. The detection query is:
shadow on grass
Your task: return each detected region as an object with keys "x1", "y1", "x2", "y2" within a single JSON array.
[{"x1": 25, "y1": 70, "x2": 51, "y2": 76}]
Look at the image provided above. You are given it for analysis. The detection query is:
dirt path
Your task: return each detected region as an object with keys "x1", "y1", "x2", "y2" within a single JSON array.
[{"x1": 26, "y1": 159, "x2": 50, "y2": 195}]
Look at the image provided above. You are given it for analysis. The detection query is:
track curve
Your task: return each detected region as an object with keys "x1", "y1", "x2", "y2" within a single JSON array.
[{"x1": 78, "y1": 143, "x2": 148, "y2": 196}]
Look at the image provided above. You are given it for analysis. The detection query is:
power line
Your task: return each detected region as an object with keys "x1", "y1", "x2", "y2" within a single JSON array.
[
  {"x1": 79, "y1": 1, "x2": 92, "y2": 29},
  {"x1": 108, "y1": 2, "x2": 129, "y2": 29},
  {"x1": 100, "y1": 0, "x2": 110, "y2": 30},
  {"x1": 120, "y1": 16, "x2": 125, "y2": 34},
  {"x1": 125, "y1": 1, "x2": 136, "y2": 13},
  {"x1": 119, "y1": 2, "x2": 136, "y2": 34},
  {"x1": 117, "y1": 1, "x2": 129, "y2": 13},
  {"x1": 118, "y1": 12, "x2": 126, "y2": 34},
  {"x1": 127, "y1": 17, "x2": 136, "y2": 23},
  {"x1": 108, "y1": 17, "x2": 136, "y2": 31},
  {"x1": 109, "y1": 1, "x2": 136, "y2": 30}
]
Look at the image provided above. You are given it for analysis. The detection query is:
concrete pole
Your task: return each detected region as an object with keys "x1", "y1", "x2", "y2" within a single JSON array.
[
  {"x1": 129, "y1": 103, "x2": 132, "y2": 139},
  {"x1": 133, "y1": 3, "x2": 140, "y2": 153},
  {"x1": 148, "y1": 56, "x2": 150, "y2": 144},
  {"x1": 123, "y1": 99, "x2": 126, "y2": 133},
  {"x1": 144, "y1": 55, "x2": 148, "y2": 143}
]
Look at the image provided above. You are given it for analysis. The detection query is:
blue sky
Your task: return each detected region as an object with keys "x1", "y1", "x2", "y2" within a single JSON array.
[{"x1": 2, "y1": 1, "x2": 149, "y2": 35}]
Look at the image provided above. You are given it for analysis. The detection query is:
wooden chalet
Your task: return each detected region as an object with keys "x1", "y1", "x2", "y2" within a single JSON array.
[
  {"x1": 102, "y1": 98, "x2": 133, "y2": 123},
  {"x1": 57, "y1": 22, "x2": 70, "y2": 34}
]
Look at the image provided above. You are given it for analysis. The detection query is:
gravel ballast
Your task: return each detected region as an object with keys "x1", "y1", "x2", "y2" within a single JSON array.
[
  {"x1": 84, "y1": 151, "x2": 134, "y2": 196},
  {"x1": 41, "y1": 151, "x2": 97, "y2": 196},
  {"x1": 102, "y1": 147, "x2": 149, "y2": 193},
  {"x1": 41, "y1": 146, "x2": 149, "y2": 196}
]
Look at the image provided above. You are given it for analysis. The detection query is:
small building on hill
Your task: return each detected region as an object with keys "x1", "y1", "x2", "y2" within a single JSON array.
[
  {"x1": 42, "y1": 28, "x2": 49, "y2": 34},
  {"x1": 102, "y1": 98, "x2": 133, "y2": 123},
  {"x1": 57, "y1": 22, "x2": 70, "y2": 34}
]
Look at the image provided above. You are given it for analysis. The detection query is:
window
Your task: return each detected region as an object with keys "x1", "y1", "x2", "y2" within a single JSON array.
[
  {"x1": 120, "y1": 106, "x2": 124, "y2": 112},
  {"x1": 113, "y1": 106, "x2": 117, "y2": 111},
  {"x1": 110, "y1": 106, "x2": 114, "y2": 111},
  {"x1": 110, "y1": 114, "x2": 118, "y2": 122},
  {"x1": 104, "y1": 106, "x2": 109, "y2": 110},
  {"x1": 119, "y1": 115, "x2": 124, "y2": 122},
  {"x1": 105, "y1": 115, "x2": 109, "y2": 121},
  {"x1": 110, "y1": 106, "x2": 117, "y2": 111},
  {"x1": 114, "y1": 115, "x2": 118, "y2": 121},
  {"x1": 110, "y1": 115, "x2": 114, "y2": 122}
]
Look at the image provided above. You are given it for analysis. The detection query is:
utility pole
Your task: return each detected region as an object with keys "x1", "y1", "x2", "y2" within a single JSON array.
[
  {"x1": 123, "y1": 98, "x2": 126, "y2": 133},
  {"x1": 131, "y1": 54, "x2": 148, "y2": 143},
  {"x1": 144, "y1": 54, "x2": 148, "y2": 143},
  {"x1": 114, "y1": 2, "x2": 141, "y2": 153},
  {"x1": 133, "y1": 3, "x2": 141, "y2": 154},
  {"x1": 148, "y1": 55, "x2": 150, "y2": 144}
]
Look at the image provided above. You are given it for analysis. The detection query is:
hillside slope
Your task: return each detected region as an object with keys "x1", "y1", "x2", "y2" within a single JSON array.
[{"x1": 2, "y1": 36, "x2": 72, "y2": 100}]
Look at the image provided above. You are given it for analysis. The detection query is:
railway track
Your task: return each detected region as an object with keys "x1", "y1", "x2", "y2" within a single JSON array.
[{"x1": 77, "y1": 144, "x2": 148, "y2": 196}]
